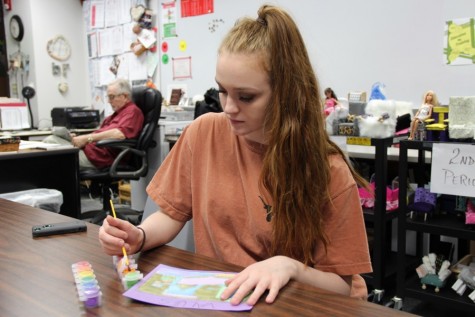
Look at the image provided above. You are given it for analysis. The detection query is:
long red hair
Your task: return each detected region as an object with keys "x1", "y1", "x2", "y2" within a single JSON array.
[{"x1": 219, "y1": 5, "x2": 367, "y2": 265}]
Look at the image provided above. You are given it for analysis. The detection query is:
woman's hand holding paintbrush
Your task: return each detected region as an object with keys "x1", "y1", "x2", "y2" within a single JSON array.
[{"x1": 109, "y1": 200, "x2": 130, "y2": 268}]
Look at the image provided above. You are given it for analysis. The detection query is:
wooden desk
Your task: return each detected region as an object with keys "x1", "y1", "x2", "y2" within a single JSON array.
[
  {"x1": 0, "y1": 148, "x2": 80, "y2": 218},
  {"x1": 0, "y1": 199, "x2": 415, "y2": 317}
]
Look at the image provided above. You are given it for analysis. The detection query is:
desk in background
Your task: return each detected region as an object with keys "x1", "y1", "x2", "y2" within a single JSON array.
[
  {"x1": 0, "y1": 128, "x2": 97, "y2": 140},
  {"x1": 164, "y1": 133, "x2": 180, "y2": 150},
  {"x1": 0, "y1": 148, "x2": 80, "y2": 218},
  {"x1": 0, "y1": 199, "x2": 415, "y2": 317},
  {"x1": 0, "y1": 129, "x2": 51, "y2": 140}
]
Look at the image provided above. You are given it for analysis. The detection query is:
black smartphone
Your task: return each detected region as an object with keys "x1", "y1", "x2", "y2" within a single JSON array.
[{"x1": 32, "y1": 221, "x2": 87, "y2": 238}]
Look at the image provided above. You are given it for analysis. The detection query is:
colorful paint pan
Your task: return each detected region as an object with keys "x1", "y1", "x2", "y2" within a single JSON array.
[
  {"x1": 72, "y1": 261, "x2": 102, "y2": 308},
  {"x1": 122, "y1": 271, "x2": 144, "y2": 290}
]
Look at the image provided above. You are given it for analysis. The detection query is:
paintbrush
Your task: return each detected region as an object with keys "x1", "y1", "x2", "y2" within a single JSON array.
[{"x1": 109, "y1": 200, "x2": 130, "y2": 268}]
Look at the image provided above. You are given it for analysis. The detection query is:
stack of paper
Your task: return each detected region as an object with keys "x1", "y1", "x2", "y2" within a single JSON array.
[
  {"x1": 19, "y1": 140, "x2": 74, "y2": 150},
  {"x1": 0, "y1": 98, "x2": 29, "y2": 130}
]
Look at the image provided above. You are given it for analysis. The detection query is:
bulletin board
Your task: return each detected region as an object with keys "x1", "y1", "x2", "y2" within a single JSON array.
[{"x1": 83, "y1": 0, "x2": 159, "y2": 116}]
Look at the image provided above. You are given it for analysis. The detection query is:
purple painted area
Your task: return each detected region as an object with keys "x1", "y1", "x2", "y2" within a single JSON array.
[{"x1": 123, "y1": 264, "x2": 253, "y2": 311}]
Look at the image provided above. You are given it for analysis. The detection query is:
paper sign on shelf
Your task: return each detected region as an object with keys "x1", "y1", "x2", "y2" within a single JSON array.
[{"x1": 430, "y1": 143, "x2": 475, "y2": 198}]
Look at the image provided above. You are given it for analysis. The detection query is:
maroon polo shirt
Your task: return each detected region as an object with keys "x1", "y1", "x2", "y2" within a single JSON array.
[{"x1": 84, "y1": 101, "x2": 144, "y2": 169}]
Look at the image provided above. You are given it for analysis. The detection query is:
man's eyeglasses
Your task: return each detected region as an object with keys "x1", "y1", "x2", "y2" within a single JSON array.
[{"x1": 107, "y1": 93, "x2": 123, "y2": 101}]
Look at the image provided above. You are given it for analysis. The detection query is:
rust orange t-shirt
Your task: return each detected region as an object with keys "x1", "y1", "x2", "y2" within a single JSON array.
[{"x1": 147, "y1": 112, "x2": 372, "y2": 299}]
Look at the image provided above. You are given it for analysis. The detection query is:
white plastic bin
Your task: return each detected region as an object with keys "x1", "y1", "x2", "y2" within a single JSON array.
[{"x1": 0, "y1": 188, "x2": 63, "y2": 213}]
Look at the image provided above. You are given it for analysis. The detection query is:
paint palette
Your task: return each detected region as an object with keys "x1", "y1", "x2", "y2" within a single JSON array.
[
  {"x1": 71, "y1": 261, "x2": 102, "y2": 308},
  {"x1": 113, "y1": 255, "x2": 143, "y2": 290}
]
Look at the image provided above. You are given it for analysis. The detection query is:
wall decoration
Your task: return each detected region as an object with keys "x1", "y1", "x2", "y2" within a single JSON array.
[
  {"x1": 58, "y1": 82, "x2": 69, "y2": 94},
  {"x1": 62, "y1": 64, "x2": 70, "y2": 77},
  {"x1": 161, "y1": 1, "x2": 178, "y2": 38},
  {"x1": 109, "y1": 56, "x2": 121, "y2": 75},
  {"x1": 444, "y1": 17, "x2": 475, "y2": 65},
  {"x1": 161, "y1": 41, "x2": 168, "y2": 53},
  {"x1": 172, "y1": 56, "x2": 192, "y2": 80},
  {"x1": 89, "y1": 1, "x2": 105, "y2": 29},
  {"x1": 181, "y1": 0, "x2": 214, "y2": 17},
  {"x1": 179, "y1": 40, "x2": 187, "y2": 52},
  {"x1": 8, "y1": 50, "x2": 29, "y2": 98},
  {"x1": 130, "y1": 5, "x2": 146, "y2": 22},
  {"x1": 208, "y1": 18, "x2": 224, "y2": 33},
  {"x1": 9, "y1": 15, "x2": 24, "y2": 42},
  {"x1": 52, "y1": 63, "x2": 61, "y2": 76},
  {"x1": 47, "y1": 35, "x2": 72, "y2": 61}
]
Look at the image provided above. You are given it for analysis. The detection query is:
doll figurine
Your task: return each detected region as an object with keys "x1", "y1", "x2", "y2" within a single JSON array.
[
  {"x1": 323, "y1": 87, "x2": 339, "y2": 116},
  {"x1": 408, "y1": 90, "x2": 439, "y2": 140}
]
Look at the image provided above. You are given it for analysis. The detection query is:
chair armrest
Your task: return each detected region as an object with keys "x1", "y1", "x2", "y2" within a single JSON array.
[
  {"x1": 95, "y1": 138, "x2": 138, "y2": 150},
  {"x1": 93, "y1": 139, "x2": 146, "y2": 179},
  {"x1": 109, "y1": 148, "x2": 147, "y2": 179}
]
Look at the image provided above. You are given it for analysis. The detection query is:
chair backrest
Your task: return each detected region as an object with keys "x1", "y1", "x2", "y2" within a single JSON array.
[
  {"x1": 194, "y1": 87, "x2": 222, "y2": 119},
  {"x1": 132, "y1": 86, "x2": 163, "y2": 152},
  {"x1": 414, "y1": 187, "x2": 437, "y2": 206},
  {"x1": 125, "y1": 86, "x2": 163, "y2": 173}
]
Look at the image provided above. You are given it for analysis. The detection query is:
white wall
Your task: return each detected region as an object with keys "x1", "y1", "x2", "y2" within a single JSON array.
[
  {"x1": 4, "y1": 0, "x2": 475, "y2": 124},
  {"x1": 158, "y1": 0, "x2": 475, "y2": 107},
  {"x1": 4, "y1": 0, "x2": 90, "y2": 129}
]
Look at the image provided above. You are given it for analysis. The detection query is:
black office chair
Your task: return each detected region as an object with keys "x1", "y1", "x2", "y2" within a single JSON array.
[{"x1": 80, "y1": 86, "x2": 163, "y2": 224}]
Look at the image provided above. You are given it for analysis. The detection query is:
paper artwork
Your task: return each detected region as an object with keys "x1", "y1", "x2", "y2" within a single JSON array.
[{"x1": 123, "y1": 264, "x2": 253, "y2": 311}]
